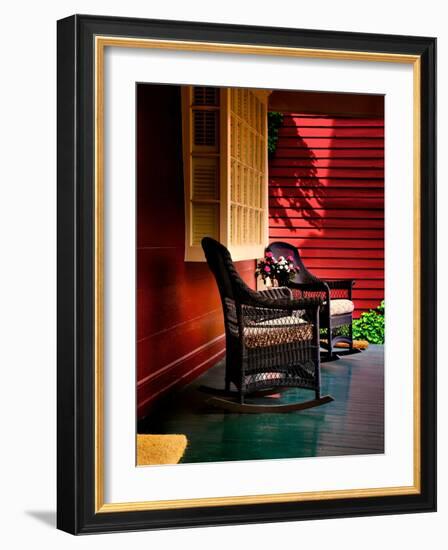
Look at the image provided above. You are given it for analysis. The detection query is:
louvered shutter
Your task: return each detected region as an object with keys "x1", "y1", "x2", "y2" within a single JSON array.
[
  {"x1": 182, "y1": 87, "x2": 221, "y2": 260},
  {"x1": 182, "y1": 86, "x2": 269, "y2": 261}
]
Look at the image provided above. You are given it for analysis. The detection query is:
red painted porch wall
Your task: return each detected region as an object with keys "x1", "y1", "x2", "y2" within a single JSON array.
[
  {"x1": 269, "y1": 113, "x2": 385, "y2": 317},
  {"x1": 137, "y1": 84, "x2": 255, "y2": 419}
]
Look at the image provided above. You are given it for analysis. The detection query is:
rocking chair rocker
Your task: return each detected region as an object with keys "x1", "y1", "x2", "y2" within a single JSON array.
[
  {"x1": 200, "y1": 237, "x2": 333, "y2": 413},
  {"x1": 267, "y1": 241, "x2": 361, "y2": 362}
]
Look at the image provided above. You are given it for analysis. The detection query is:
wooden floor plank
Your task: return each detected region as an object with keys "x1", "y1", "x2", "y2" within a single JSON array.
[{"x1": 139, "y1": 345, "x2": 384, "y2": 463}]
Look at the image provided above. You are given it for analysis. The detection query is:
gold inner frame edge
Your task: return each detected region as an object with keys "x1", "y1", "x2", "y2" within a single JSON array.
[{"x1": 94, "y1": 35, "x2": 421, "y2": 513}]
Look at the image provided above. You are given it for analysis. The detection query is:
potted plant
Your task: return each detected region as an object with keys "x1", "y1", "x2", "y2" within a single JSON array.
[{"x1": 256, "y1": 251, "x2": 297, "y2": 287}]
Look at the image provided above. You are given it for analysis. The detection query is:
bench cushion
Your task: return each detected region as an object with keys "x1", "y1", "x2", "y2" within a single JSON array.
[{"x1": 330, "y1": 299, "x2": 354, "y2": 316}]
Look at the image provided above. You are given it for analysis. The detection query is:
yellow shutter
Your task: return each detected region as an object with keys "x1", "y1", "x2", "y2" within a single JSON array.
[
  {"x1": 182, "y1": 86, "x2": 269, "y2": 261},
  {"x1": 182, "y1": 87, "x2": 221, "y2": 260}
]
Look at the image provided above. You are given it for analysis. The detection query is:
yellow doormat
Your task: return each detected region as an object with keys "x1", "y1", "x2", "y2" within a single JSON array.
[{"x1": 137, "y1": 434, "x2": 188, "y2": 466}]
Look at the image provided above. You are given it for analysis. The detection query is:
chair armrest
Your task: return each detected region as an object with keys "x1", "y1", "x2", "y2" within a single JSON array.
[
  {"x1": 288, "y1": 281, "x2": 329, "y2": 292},
  {"x1": 288, "y1": 281, "x2": 330, "y2": 303},
  {"x1": 243, "y1": 292, "x2": 322, "y2": 312},
  {"x1": 324, "y1": 279, "x2": 355, "y2": 290},
  {"x1": 229, "y1": 268, "x2": 321, "y2": 312},
  {"x1": 257, "y1": 286, "x2": 292, "y2": 300}
]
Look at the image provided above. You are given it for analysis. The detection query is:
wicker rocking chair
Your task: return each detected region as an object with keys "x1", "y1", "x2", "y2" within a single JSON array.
[
  {"x1": 266, "y1": 241, "x2": 361, "y2": 362},
  {"x1": 200, "y1": 237, "x2": 333, "y2": 413}
]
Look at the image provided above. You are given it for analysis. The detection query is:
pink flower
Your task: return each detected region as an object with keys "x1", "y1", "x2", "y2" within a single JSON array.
[
  {"x1": 264, "y1": 266, "x2": 271, "y2": 273},
  {"x1": 265, "y1": 252, "x2": 273, "y2": 258},
  {"x1": 287, "y1": 255, "x2": 294, "y2": 262}
]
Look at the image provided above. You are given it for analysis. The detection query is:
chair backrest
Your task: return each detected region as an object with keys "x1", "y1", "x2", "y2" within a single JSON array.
[
  {"x1": 201, "y1": 237, "x2": 252, "y2": 305},
  {"x1": 266, "y1": 241, "x2": 317, "y2": 284}
]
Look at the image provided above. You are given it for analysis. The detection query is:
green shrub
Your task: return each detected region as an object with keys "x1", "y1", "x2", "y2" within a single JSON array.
[
  {"x1": 268, "y1": 112, "x2": 284, "y2": 155},
  {"x1": 320, "y1": 301, "x2": 385, "y2": 344},
  {"x1": 352, "y1": 301, "x2": 385, "y2": 344}
]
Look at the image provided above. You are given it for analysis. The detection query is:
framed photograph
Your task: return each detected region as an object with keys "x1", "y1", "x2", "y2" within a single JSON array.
[{"x1": 57, "y1": 14, "x2": 436, "y2": 534}]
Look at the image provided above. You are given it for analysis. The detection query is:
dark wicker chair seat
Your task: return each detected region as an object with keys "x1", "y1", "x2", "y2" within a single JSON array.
[
  {"x1": 201, "y1": 237, "x2": 332, "y2": 411},
  {"x1": 244, "y1": 314, "x2": 313, "y2": 349}
]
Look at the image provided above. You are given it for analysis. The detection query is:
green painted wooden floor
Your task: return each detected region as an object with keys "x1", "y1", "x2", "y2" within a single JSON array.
[{"x1": 138, "y1": 345, "x2": 384, "y2": 463}]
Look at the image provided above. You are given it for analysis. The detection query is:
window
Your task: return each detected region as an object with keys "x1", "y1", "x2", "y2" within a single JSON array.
[{"x1": 182, "y1": 86, "x2": 269, "y2": 261}]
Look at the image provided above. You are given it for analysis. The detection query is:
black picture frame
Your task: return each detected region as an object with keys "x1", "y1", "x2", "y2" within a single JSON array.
[{"x1": 57, "y1": 14, "x2": 436, "y2": 534}]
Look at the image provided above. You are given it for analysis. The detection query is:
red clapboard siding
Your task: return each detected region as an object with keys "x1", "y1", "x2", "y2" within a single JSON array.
[
  {"x1": 274, "y1": 238, "x2": 384, "y2": 250},
  {"x1": 277, "y1": 137, "x2": 384, "y2": 148},
  {"x1": 270, "y1": 187, "x2": 384, "y2": 198},
  {"x1": 278, "y1": 126, "x2": 384, "y2": 138},
  {"x1": 270, "y1": 157, "x2": 384, "y2": 167},
  {"x1": 269, "y1": 113, "x2": 384, "y2": 318},
  {"x1": 299, "y1": 248, "x2": 384, "y2": 259},
  {"x1": 275, "y1": 148, "x2": 384, "y2": 158},
  {"x1": 270, "y1": 182, "x2": 384, "y2": 192},
  {"x1": 283, "y1": 116, "x2": 384, "y2": 126},
  {"x1": 299, "y1": 258, "x2": 384, "y2": 269},
  {"x1": 270, "y1": 229, "x2": 384, "y2": 240},
  {"x1": 270, "y1": 218, "x2": 385, "y2": 229},
  {"x1": 269, "y1": 197, "x2": 383, "y2": 209},
  {"x1": 270, "y1": 208, "x2": 383, "y2": 219},
  {"x1": 270, "y1": 167, "x2": 384, "y2": 178}
]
